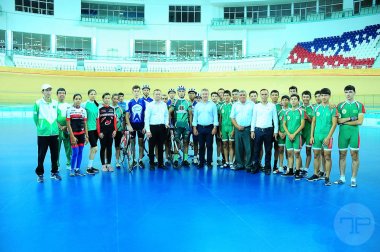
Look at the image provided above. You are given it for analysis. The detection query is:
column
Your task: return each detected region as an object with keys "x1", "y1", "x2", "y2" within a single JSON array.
[
  {"x1": 267, "y1": 5, "x2": 270, "y2": 17},
  {"x1": 316, "y1": 0, "x2": 319, "y2": 13},
  {"x1": 203, "y1": 40, "x2": 208, "y2": 59},
  {"x1": 242, "y1": 39, "x2": 247, "y2": 58},
  {"x1": 166, "y1": 40, "x2": 170, "y2": 57},
  {"x1": 91, "y1": 36, "x2": 96, "y2": 56},
  {"x1": 51, "y1": 34, "x2": 56, "y2": 54},
  {"x1": 6, "y1": 30, "x2": 12, "y2": 55},
  {"x1": 129, "y1": 39, "x2": 134, "y2": 57},
  {"x1": 291, "y1": 3, "x2": 294, "y2": 16}
]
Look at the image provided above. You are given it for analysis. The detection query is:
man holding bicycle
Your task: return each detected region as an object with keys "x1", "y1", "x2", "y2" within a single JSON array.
[{"x1": 169, "y1": 86, "x2": 193, "y2": 168}]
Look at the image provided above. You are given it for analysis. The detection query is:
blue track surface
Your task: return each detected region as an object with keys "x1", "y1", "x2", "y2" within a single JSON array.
[{"x1": 0, "y1": 115, "x2": 379, "y2": 252}]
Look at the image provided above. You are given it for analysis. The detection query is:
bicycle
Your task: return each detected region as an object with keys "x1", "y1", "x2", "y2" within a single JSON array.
[{"x1": 118, "y1": 131, "x2": 133, "y2": 172}]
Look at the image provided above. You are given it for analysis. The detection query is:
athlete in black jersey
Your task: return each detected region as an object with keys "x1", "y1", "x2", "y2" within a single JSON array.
[{"x1": 97, "y1": 93, "x2": 117, "y2": 172}]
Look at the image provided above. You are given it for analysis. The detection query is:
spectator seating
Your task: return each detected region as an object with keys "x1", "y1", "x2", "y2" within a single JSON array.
[
  {"x1": 84, "y1": 60, "x2": 140, "y2": 72},
  {"x1": 287, "y1": 24, "x2": 380, "y2": 69},
  {"x1": 208, "y1": 57, "x2": 275, "y2": 72},
  {"x1": 13, "y1": 55, "x2": 77, "y2": 70},
  {"x1": 147, "y1": 61, "x2": 202, "y2": 72}
]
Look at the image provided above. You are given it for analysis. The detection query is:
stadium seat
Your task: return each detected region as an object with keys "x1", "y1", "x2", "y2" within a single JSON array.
[{"x1": 287, "y1": 24, "x2": 380, "y2": 69}]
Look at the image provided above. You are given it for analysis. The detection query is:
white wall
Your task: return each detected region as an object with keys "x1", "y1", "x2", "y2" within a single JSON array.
[{"x1": 0, "y1": 0, "x2": 379, "y2": 57}]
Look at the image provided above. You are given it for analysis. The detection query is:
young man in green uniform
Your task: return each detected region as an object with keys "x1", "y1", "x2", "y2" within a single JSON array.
[
  {"x1": 300, "y1": 90, "x2": 314, "y2": 175},
  {"x1": 307, "y1": 88, "x2": 338, "y2": 186},
  {"x1": 282, "y1": 94, "x2": 305, "y2": 180},
  {"x1": 34, "y1": 84, "x2": 62, "y2": 182},
  {"x1": 335, "y1": 85, "x2": 365, "y2": 187},
  {"x1": 169, "y1": 86, "x2": 193, "y2": 168},
  {"x1": 273, "y1": 95, "x2": 289, "y2": 174},
  {"x1": 313, "y1": 90, "x2": 325, "y2": 178},
  {"x1": 219, "y1": 90, "x2": 234, "y2": 168},
  {"x1": 56, "y1": 88, "x2": 72, "y2": 170}
]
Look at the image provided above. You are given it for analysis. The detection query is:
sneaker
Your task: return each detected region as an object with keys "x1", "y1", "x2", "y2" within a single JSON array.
[
  {"x1": 307, "y1": 174, "x2": 319, "y2": 181},
  {"x1": 294, "y1": 170, "x2": 302, "y2": 180},
  {"x1": 107, "y1": 165, "x2": 114, "y2": 172},
  {"x1": 182, "y1": 160, "x2": 190, "y2": 167},
  {"x1": 91, "y1": 167, "x2": 99, "y2": 173},
  {"x1": 165, "y1": 160, "x2": 171, "y2": 166},
  {"x1": 116, "y1": 163, "x2": 121, "y2": 169},
  {"x1": 325, "y1": 177, "x2": 332, "y2": 186},
  {"x1": 37, "y1": 175, "x2": 44, "y2": 183},
  {"x1": 86, "y1": 168, "x2": 95, "y2": 175},
  {"x1": 132, "y1": 160, "x2": 137, "y2": 167},
  {"x1": 229, "y1": 163, "x2": 235, "y2": 170},
  {"x1": 173, "y1": 160, "x2": 179, "y2": 168},
  {"x1": 317, "y1": 171, "x2": 325, "y2": 180},
  {"x1": 102, "y1": 165, "x2": 108, "y2": 172},
  {"x1": 300, "y1": 169, "x2": 308, "y2": 176},
  {"x1": 158, "y1": 164, "x2": 168, "y2": 170},
  {"x1": 74, "y1": 168, "x2": 86, "y2": 176},
  {"x1": 223, "y1": 163, "x2": 229, "y2": 168},
  {"x1": 350, "y1": 180, "x2": 357, "y2": 187},
  {"x1": 334, "y1": 179, "x2": 345, "y2": 185},
  {"x1": 50, "y1": 173, "x2": 62, "y2": 181},
  {"x1": 217, "y1": 160, "x2": 222, "y2": 166},
  {"x1": 193, "y1": 156, "x2": 199, "y2": 165},
  {"x1": 66, "y1": 165, "x2": 71, "y2": 170},
  {"x1": 139, "y1": 160, "x2": 145, "y2": 169},
  {"x1": 281, "y1": 169, "x2": 294, "y2": 177},
  {"x1": 154, "y1": 157, "x2": 158, "y2": 166},
  {"x1": 273, "y1": 168, "x2": 281, "y2": 174},
  {"x1": 70, "y1": 170, "x2": 76, "y2": 177}
]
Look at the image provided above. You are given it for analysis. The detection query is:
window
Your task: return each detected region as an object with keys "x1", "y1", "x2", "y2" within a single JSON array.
[
  {"x1": 135, "y1": 40, "x2": 166, "y2": 57},
  {"x1": 224, "y1": 7, "x2": 244, "y2": 20},
  {"x1": 12, "y1": 31, "x2": 50, "y2": 54},
  {"x1": 270, "y1": 4, "x2": 291, "y2": 22},
  {"x1": 170, "y1": 41, "x2": 203, "y2": 60},
  {"x1": 56, "y1": 35, "x2": 91, "y2": 57},
  {"x1": 208, "y1": 40, "x2": 242, "y2": 59},
  {"x1": 169, "y1": 5, "x2": 201, "y2": 23},
  {"x1": 0, "y1": 30, "x2": 5, "y2": 51},
  {"x1": 319, "y1": 0, "x2": 343, "y2": 17},
  {"x1": 15, "y1": 0, "x2": 54, "y2": 16},
  {"x1": 81, "y1": 2, "x2": 144, "y2": 21},
  {"x1": 247, "y1": 6, "x2": 267, "y2": 23},
  {"x1": 294, "y1": 1, "x2": 317, "y2": 20}
]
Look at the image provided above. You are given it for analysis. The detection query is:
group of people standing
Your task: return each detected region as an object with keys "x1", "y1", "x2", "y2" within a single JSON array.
[{"x1": 34, "y1": 83, "x2": 365, "y2": 187}]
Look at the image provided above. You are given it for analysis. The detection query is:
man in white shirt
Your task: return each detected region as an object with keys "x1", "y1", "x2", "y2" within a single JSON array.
[
  {"x1": 230, "y1": 90, "x2": 254, "y2": 171},
  {"x1": 251, "y1": 89, "x2": 278, "y2": 175},
  {"x1": 192, "y1": 89, "x2": 219, "y2": 168},
  {"x1": 145, "y1": 89, "x2": 169, "y2": 170}
]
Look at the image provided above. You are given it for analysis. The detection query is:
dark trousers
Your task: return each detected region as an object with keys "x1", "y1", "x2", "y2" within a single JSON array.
[
  {"x1": 197, "y1": 125, "x2": 213, "y2": 165},
  {"x1": 234, "y1": 127, "x2": 253, "y2": 169},
  {"x1": 100, "y1": 132, "x2": 113, "y2": 165},
  {"x1": 253, "y1": 127, "x2": 274, "y2": 169},
  {"x1": 36, "y1": 135, "x2": 59, "y2": 175},
  {"x1": 149, "y1": 124, "x2": 166, "y2": 165}
]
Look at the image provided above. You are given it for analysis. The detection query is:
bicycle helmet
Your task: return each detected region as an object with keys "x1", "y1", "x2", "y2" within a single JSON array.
[
  {"x1": 195, "y1": 92, "x2": 201, "y2": 98},
  {"x1": 177, "y1": 85, "x2": 186, "y2": 91},
  {"x1": 188, "y1": 88, "x2": 196, "y2": 94},
  {"x1": 142, "y1": 84, "x2": 150, "y2": 90},
  {"x1": 168, "y1": 88, "x2": 176, "y2": 94}
]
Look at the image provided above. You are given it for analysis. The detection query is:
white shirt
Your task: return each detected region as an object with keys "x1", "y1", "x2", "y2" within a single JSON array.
[
  {"x1": 144, "y1": 100, "x2": 169, "y2": 132},
  {"x1": 251, "y1": 102, "x2": 279, "y2": 133},
  {"x1": 230, "y1": 100, "x2": 254, "y2": 127},
  {"x1": 192, "y1": 101, "x2": 219, "y2": 127}
]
